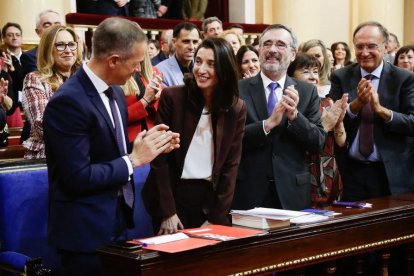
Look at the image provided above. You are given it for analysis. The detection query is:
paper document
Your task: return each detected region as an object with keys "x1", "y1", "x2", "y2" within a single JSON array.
[
  {"x1": 138, "y1": 232, "x2": 189, "y2": 245},
  {"x1": 290, "y1": 214, "x2": 329, "y2": 224}
]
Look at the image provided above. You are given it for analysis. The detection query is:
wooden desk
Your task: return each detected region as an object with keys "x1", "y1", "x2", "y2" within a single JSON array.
[{"x1": 98, "y1": 194, "x2": 414, "y2": 275}]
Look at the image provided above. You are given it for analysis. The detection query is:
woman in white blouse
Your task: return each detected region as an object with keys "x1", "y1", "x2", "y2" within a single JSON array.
[{"x1": 142, "y1": 38, "x2": 247, "y2": 235}]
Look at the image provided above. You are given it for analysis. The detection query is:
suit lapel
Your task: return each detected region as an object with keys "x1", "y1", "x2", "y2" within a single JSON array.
[
  {"x1": 170, "y1": 57, "x2": 184, "y2": 85},
  {"x1": 213, "y1": 112, "x2": 224, "y2": 173},
  {"x1": 248, "y1": 74, "x2": 268, "y2": 120},
  {"x1": 77, "y1": 67, "x2": 118, "y2": 143}
]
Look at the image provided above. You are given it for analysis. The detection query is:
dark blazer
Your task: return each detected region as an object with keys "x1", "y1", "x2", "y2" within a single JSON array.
[
  {"x1": 232, "y1": 74, "x2": 326, "y2": 211},
  {"x1": 44, "y1": 67, "x2": 132, "y2": 252},
  {"x1": 96, "y1": 0, "x2": 129, "y2": 16},
  {"x1": 20, "y1": 47, "x2": 37, "y2": 78},
  {"x1": 151, "y1": 52, "x2": 168, "y2": 66},
  {"x1": 142, "y1": 85, "x2": 247, "y2": 225},
  {"x1": 330, "y1": 62, "x2": 414, "y2": 194}
]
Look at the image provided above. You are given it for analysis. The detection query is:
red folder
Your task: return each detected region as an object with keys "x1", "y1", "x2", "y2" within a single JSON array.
[{"x1": 133, "y1": 225, "x2": 264, "y2": 253}]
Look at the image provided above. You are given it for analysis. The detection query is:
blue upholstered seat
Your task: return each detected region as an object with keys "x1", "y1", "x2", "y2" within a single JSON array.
[{"x1": 0, "y1": 161, "x2": 153, "y2": 273}]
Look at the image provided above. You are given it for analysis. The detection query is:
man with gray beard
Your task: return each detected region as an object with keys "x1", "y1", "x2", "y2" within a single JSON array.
[{"x1": 232, "y1": 24, "x2": 326, "y2": 211}]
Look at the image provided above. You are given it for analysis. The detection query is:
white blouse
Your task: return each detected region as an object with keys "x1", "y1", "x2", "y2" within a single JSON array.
[{"x1": 181, "y1": 107, "x2": 214, "y2": 180}]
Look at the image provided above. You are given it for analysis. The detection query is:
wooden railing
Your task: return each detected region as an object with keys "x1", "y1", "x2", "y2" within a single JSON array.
[{"x1": 65, "y1": 13, "x2": 268, "y2": 47}]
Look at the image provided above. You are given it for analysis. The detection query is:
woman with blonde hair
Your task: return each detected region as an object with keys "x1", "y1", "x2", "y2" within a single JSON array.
[
  {"x1": 220, "y1": 29, "x2": 245, "y2": 55},
  {"x1": 122, "y1": 50, "x2": 163, "y2": 142},
  {"x1": 22, "y1": 25, "x2": 82, "y2": 159},
  {"x1": 299, "y1": 39, "x2": 331, "y2": 97}
]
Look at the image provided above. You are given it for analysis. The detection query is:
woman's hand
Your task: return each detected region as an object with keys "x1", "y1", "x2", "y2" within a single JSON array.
[{"x1": 158, "y1": 214, "x2": 184, "y2": 235}]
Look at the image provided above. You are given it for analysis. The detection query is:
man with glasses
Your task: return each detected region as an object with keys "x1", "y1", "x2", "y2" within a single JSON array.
[
  {"x1": 232, "y1": 24, "x2": 326, "y2": 211},
  {"x1": 1, "y1": 22, "x2": 24, "y2": 125},
  {"x1": 330, "y1": 21, "x2": 414, "y2": 202}
]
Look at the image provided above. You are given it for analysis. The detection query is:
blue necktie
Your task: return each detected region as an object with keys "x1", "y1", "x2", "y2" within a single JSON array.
[
  {"x1": 104, "y1": 87, "x2": 134, "y2": 208},
  {"x1": 267, "y1": 82, "x2": 279, "y2": 115},
  {"x1": 359, "y1": 74, "x2": 375, "y2": 158}
]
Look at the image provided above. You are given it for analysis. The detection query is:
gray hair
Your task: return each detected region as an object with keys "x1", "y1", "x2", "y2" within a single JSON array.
[
  {"x1": 259, "y1": 24, "x2": 298, "y2": 50},
  {"x1": 35, "y1": 9, "x2": 61, "y2": 29},
  {"x1": 353, "y1": 21, "x2": 389, "y2": 43},
  {"x1": 202, "y1": 16, "x2": 222, "y2": 33},
  {"x1": 92, "y1": 17, "x2": 147, "y2": 59}
]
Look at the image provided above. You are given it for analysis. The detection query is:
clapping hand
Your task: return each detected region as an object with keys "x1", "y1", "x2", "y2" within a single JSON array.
[
  {"x1": 321, "y1": 93, "x2": 349, "y2": 132},
  {"x1": 0, "y1": 78, "x2": 8, "y2": 104},
  {"x1": 129, "y1": 124, "x2": 180, "y2": 167},
  {"x1": 281, "y1": 85, "x2": 299, "y2": 121},
  {"x1": 1, "y1": 52, "x2": 14, "y2": 72}
]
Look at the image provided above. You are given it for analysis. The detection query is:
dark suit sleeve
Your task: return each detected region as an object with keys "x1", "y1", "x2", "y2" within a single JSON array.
[
  {"x1": 142, "y1": 88, "x2": 177, "y2": 219},
  {"x1": 386, "y1": 73, "x2": 414, "y2": 136},
  {"x1": 329, "y1": 71, "x2": 343, "y2": 101},
  {"x1": 20, "y1": 51, "x2": 37, "y2": 78},
  {"x1": 287, "y1": 85, "x2": 326, "y2": 153},
  {"x1": 209, "y1": 101, "x2": 247, "y2": 224},
  {"x1": 44, "y1": 92, "x2": 130, "y2": 195}
]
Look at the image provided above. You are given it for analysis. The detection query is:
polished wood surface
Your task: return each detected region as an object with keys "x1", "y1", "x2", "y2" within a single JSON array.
[{"x1": 98, "y1": 194, "x2": 414, "y2": 276}]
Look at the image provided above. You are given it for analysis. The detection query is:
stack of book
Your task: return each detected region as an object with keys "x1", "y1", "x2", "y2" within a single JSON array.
[{"x1": 231, "y1": 207, "x2": 332, "y2": 229}]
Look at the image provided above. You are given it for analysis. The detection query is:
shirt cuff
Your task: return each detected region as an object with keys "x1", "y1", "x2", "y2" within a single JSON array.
[
  {"x1": 263, "y1": 120, "x2": 270, "y2": 135},
  {"x1": 346, "y1": 103, "x2": 358, "y2": 119},
  {"x1": 385, "y1": 110, "x2": 393, "y2": 123},
  {"x1": 122, "y1": 155, "x2": 134, "y2": 175}
]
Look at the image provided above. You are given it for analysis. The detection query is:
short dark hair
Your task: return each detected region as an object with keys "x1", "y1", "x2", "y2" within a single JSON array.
[
  {"x1": 394, "y1": 45, "x2": 414, "y2": 67},
  {"x1": 228, "y1": 24, "x2": 244, "y2": 31},
  {"x1": 173, "y1": 22, "x2": 199, "y2": 39},
  {"x1": 185, "y1": 37, "x2": 239, "y2": 112},
  {"x1": 1, "y1": 22, "x2": 23, "y2": 38},
  {"x1": 287, "y1": 53, "x2": 321, "y2": 77},
  {"x1": 236, "y1": 45, "x2": 259, "y2": 79},
  {"x1": 148, "y1": 39, "x2": 160, "y2": 50},
  {"x1": 353, "y1": 21, "x2": 389, "y2": 43}
]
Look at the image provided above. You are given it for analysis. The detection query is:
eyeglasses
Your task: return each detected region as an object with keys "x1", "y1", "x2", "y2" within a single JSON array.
[
  {"x1": 262, "y1": 40, "x2": 290, "y2": 50},
  {"x1": 6, "y1": 33, "x2": 21, "y2": 38},
  {"x1": 354, "y1": 43, "x2": 384, "y2": 52},
  {"x1": 55, "y1": 42, "x2": 78, "y2": 52}
]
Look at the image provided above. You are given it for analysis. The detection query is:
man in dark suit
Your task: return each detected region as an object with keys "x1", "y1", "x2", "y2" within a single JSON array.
[
  {"x1": 330, "y1": 21, "x2": 414, "y2": 201},
  {"x1": 232, "y1": 24, "x2": 326, "y2": 211},
  {"x1": 43, "y1": 17, "x2": 179, "y2": 276}
]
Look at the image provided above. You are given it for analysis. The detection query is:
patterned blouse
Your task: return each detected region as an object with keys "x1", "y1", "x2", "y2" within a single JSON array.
[
  {"x1": 309, "y1": 97, "x2": 343, "y2": 206},
  {"x1": 22, "y1": 72, "x2": 57, "y2": 159}
]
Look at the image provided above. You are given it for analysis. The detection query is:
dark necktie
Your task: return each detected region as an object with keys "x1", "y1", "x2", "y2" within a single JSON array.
[
  {"x1": 358, "y1": 74, "x2": 375, "y2": 158},
  {"x1": 267, "y1": 82, "x2": 279, "y2": 115},
  {"x1": 104, "y1": 87, "x2": 134, "y2": 208}
]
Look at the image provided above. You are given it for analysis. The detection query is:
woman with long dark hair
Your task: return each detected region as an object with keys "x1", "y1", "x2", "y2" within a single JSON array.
[{"x1": 143, "y1": 37, "x2": 247, "y2": 234}]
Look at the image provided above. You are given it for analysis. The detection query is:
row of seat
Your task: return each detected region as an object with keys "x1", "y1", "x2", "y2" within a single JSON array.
[{"x1": 0, "y1": 160, "x2": 153, "y2": 274}]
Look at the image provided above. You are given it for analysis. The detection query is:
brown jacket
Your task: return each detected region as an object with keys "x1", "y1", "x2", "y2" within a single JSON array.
[{"x1": 142, "y1": 85, "x2": 246, "y2": 225}]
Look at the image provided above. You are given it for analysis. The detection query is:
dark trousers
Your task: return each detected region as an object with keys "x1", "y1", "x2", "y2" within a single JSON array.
[
  {"x1": 341, "y1": 159, "x2": 390, "y2": 201},
  {"x1": 174, "y1": 179, "x2": 213, "y2": 229},
  {"x1": 56, "y1": 197, "x2": 130, "y2": 276},
  {"x1": 262, "y1": 180, "x2": 282, "y2": 209}
]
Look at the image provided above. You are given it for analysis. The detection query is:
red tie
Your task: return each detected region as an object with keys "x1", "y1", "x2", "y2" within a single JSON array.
[{"x1": 358, "y1": 74, "x2": 375, "y2": 158}]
